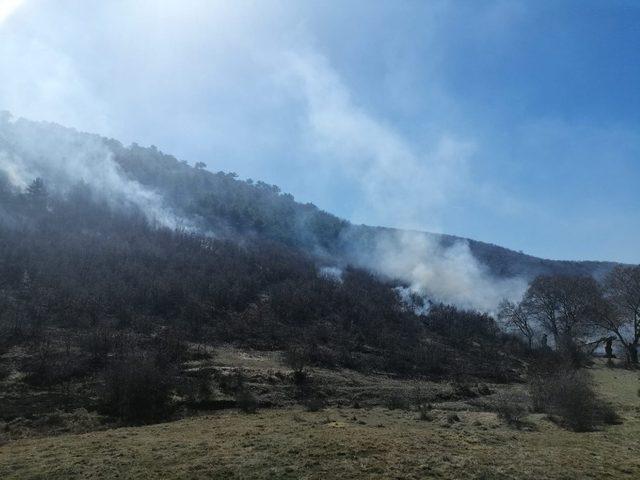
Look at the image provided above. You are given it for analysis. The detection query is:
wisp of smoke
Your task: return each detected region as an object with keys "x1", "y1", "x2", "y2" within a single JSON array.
[
  {"x1": 1, "y1": 114, "x2": 523, "y2": 313},
  {"x1": 356, "y1": 230, "x2": 527, "y2": 313},
  {"x1": 318, "y1": 266, "x2": 343, "y2": 283},
  {"x1": 0, "y1": 116, "x2": 187, "y2": 229},
  {"x1": 284, "y1": 53, "x2": 523, "y2": 312},
  {"x1": 283, "y1": 50, "x2": 472, "y2": 231}
]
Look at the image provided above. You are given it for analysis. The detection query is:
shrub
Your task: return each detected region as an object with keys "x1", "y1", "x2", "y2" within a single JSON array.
[
  {"x1": 599, "y1": 404, "x2": 623, "y2": 426},
  {"x1": 557, "y1": 337, "x2": 591, "y2": 369},
  {"x1": 183, "y1": 369, "x2": 214, "y2": 405},
  {"x1": 446, "y1": 412, "x2": 461, "y2": 424},
  {"x1": 385, "y1": 390, "x2": 410, "y2": 410},
  {"x1": 418, "y1": 403, "x2": 434, "y2": 421},
  {"x1": 99, "y1": 356, "x2": 175, "y2": 424},
  {"x1": 494, "y1": 393, "x2": 528, "y2": 427},
  {"x1": 21, "y1": 352, "x2": 91, "y2": 387},
  {"x1": 383, "y1": 343, "x2": 447, "y2": 376},
  {"x1": 285, "y1": 346, "x2": 313, "y2": 399},
  {"x1": 290, "y1": 369, "x2": 310, "y2": 388},
  {"x1": 528, "y1": 376, "x2": 549, "y2": 414},
  {"x1": 284, "y1": 346, "x2": 310, "y2": 374},
  {"x1": 410, "y1": 385, "x2": 434, "y2": 421},
  {"x1": 477, "y1": 383, "x2": 493, "y2": 396},
  {"x1": 151, "y1": 329, "x2": 188, "y2": 369},
  {"x1": 529, "y1": 370, "x2": 620, "y2": 431},
  {"x1": 235, "y1": 388, "x2": 258, "y2": 414},
  {"x1": 60, "y1": 408, "x2": 103, "y2": 434},
  {"x1": 0, "y1": 362, "x2": 11, "y2": 381},
  {"x1": 304, "y1": 395, "x2": 325, "y2": 412},
  {"x1": 80, "y1": 329, "x2": 116, "y2": 367},
  {"x1": 452, "y1": 382, "x2": 479, "y2": 399}
]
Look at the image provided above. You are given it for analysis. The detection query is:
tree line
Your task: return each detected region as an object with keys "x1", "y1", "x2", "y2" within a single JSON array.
[
  {"x1": 0, "y1": 176, "x2": 632, "y2": 429},
  {"x1": 0, "y1": 177, "x2": 525, "y2": 382},
  {"x1": 499, "y1": 267, "x2": 640, "y2": 365}
]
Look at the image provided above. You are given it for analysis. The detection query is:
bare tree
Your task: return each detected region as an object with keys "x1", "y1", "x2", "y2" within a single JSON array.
[
  {"x1": 498, "y1": 299, "x2": 535, "y2": 349},
  {"x1": 602, "y1": 265, "x2": 640, "y2": 364},
  {"x1": 522, "y1": 275, "x2": 599, "y2": 351}
]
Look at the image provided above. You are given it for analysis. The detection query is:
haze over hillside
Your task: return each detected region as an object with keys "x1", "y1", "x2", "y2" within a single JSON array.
[
  {"x1": 0, "y1": 114, "x2": 618, "y2": 312},
  {"x1": 3, "y1": 1, "x2": 638, "y2": 265},
  {"x1": 1, "y1": 4, "x2": 639, "y2": 480}
]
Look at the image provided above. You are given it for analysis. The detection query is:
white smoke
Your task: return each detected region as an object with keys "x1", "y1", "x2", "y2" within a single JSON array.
[
  {"x1": 318, "y1": 266, "x2": 343, "y2": 283},
  {"x1": 0, "y1": 116, "x2": 187, "y2": 229},
  {"x1": 283, "y1": 50, "x2": 472, "y2": 231},
  {"x1": 358, "y1": 230, "x2": 527, "y2": 313},
  {"x1": 285, "y1": 52, "x2": 526, "y2": 312},
  {"x1": 394, "y1": 286, "x2": 430, "y2": 316}
]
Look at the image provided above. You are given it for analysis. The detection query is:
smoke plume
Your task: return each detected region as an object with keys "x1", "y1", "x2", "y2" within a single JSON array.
[
  {"x1": 350, "y1": 229, "x2": 527, "y2": 312},
  {"x1": 0, "y1": 115, "x2": 186, "y2": 229},
  {"x1": 286, "y1": 52, "x2": 526, "y2": 312}
]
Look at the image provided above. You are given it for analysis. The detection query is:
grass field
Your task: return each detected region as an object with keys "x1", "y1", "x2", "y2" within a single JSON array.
[{"x1": 1, "y1": 362, "x2": 638, "y2": 479}]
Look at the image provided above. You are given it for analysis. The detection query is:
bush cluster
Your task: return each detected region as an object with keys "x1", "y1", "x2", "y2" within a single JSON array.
[
  {"x1": 529, "y1": 370, "x2": 620, "y2": 431},
  {"x1": 99, "y1": 355, "x2": 177, "y2": 424}
]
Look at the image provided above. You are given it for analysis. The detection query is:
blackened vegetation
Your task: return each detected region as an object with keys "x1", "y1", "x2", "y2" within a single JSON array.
[
  {"x1": 106, "y1": 138, "x2": 349, "y2": 253},
  {"x1": 0, "y1": 177, "x2": 527, "y2": 425},
  {"x1": 37, "y1": 116, "x2": 612, "y2": 279},
  {"x1": 0, "y1": 120, "x2": 629, "y2": 436},
  {"x1": 529, "y1": 369, "x2": 621, "y2": 432}
]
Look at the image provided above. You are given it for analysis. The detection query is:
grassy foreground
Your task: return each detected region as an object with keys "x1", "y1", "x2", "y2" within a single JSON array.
[{"x1": 1, "y1": 365, "x2": 638, "y2": 480}]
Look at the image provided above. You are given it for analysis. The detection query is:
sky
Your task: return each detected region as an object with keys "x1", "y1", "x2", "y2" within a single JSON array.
[{"x1": 0, "y1": 0, "x2": 638, "y2": 263}]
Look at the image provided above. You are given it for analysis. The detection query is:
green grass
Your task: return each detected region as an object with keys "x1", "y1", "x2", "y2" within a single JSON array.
[{"x1": 1, "y1": 362, "x2": 639, "y2": 479}]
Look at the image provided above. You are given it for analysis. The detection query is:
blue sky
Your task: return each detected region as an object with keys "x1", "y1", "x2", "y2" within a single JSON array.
[{"x1": 0, "y1": 0, "x2": 638, "y2": 262}]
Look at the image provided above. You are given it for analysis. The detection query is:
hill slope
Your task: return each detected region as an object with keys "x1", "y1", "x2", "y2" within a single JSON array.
[{"x1": 0, "y1": 114, "x2": 618, "y2": 311}]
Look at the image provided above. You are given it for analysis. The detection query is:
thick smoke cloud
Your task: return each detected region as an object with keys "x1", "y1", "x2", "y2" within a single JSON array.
[
  {"x1": 351, "y1": 230, "x2": 527, "y2": 312},
  {"x1": 0, "y1": 116, "x2": 186, "y2": 229}
]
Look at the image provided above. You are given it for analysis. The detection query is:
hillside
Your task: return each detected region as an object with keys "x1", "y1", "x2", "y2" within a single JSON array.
[
  {"x1": 1, "y1": 117, "x2": 637, "y2": 480},
  {"x1": 0, "y1": 113, "x2": 536, "y2": 431},
  {"x1": 439, "y1": 232, "x2": 616, "y2": 280},
  {"x1": 0, "y1": 115, "x2": 617, "y2": 291},
  {"x1": 1, "y1": 3, "x2": 637, "y2": 479}
]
